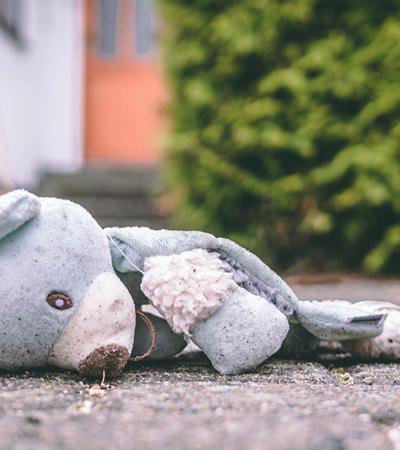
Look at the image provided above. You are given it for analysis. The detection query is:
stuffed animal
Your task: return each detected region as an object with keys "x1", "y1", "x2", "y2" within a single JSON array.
[
  {"x1": 1, "y1": 189, "x2": 390, "y2": 378},
  {"x1": 0, "y1": 190, "x2": 136, "y2": 377},
  {"x1": 106, "y1": 227, "x2": 387, "y2": 374}
]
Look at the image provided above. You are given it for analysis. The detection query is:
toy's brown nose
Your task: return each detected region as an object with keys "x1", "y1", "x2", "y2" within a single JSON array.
[{"x1": 78, "y1": 344, "x2": 130, "y2": 378}]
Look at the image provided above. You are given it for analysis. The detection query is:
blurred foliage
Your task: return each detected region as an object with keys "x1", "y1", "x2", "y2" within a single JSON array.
[{"x1": 160, "y1": 0, "x2": 400, "y2": 273}]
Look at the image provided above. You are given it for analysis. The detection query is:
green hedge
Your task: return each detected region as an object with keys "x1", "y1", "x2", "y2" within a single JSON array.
[{"x1": 160, "y1": 0, "x2": 400, "y2": 273}]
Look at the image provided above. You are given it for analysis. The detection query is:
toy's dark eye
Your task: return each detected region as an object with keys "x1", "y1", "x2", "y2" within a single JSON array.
[{"x1": 47, "y1": 292, "x2": 73, "y2": 310}]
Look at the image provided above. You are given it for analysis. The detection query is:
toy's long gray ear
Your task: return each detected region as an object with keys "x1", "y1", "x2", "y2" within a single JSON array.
[
  {"x1": 0, "y1": 190, "x2": 41, "y2": 240},
  {"x1": 216, "y1": 237, "x2": 300, "y2": 314},
  {"x1": 296, "y1": 300, "x2": 386, "y2": 341},
  {"x1": 106, "y1": 228, "x2": 300, "y2": 316},
  {"x1": 106, "y1": 227, "x2": 219, "y2": 273}
]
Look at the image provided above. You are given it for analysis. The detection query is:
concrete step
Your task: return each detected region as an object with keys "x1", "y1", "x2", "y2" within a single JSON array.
[
  {"x1": 63, "y1": 196, "x2": 161, "y2": 220},
  {"x1": 39, "y1": 166, "x2": 163, "y2": 198},
  {"x1": 38, "y1": 165, "x2": 170, "y2": 229}
]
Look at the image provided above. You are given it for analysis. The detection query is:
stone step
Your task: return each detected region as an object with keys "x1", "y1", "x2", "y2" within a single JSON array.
[
  {"x1": 39, "y1": 165, "x2": 163, "y2": 198},
  {"x1": 38, "y1": 165, "x2": 169, "y2": 229},
  {"x1": 62, "y1": 195, "x2": 161, "y2": 220}
]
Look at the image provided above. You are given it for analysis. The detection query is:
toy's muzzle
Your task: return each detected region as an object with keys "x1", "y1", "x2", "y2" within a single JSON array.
[
  {"x1": 78, "y1": 343, "x2": 130, "y2": 378},
  {"x1": 48, "y1": 272, "x2": 135, "y2": 378}
]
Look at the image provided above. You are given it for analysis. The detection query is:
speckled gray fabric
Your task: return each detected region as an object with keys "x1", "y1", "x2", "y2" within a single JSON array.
[
  {"x1": 106, "y1": 228, "x2": 298, "y2": 313},
  {"x1": 106, "y1": 227, "x2": 298, "y2": 369},
  {"x1": 0, "y1": 190, "x2": 41, "y2": 240},
  {"x1": 191, "y1": 287, "x2": 289, "y2": 375},
  {"x1": 296, "y1": 301, "x2": 386, "y2": 341},
  {"x1": 219, "y1": 251, "x2": 294, "y2": 316},
  {"x1": 216, "y1": 238, "x2": 299, "y2": 316},
  {"x1": 106, "y1": 227, "x2": 219, "y2": 273},
  {"x1": 0, "y1": 191, "x2": 121, "y2": 369}
]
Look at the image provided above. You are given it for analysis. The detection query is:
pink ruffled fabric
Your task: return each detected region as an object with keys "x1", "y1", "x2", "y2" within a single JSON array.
[{"x1": 141, "y1": 249, "x2": 236, "y2": 335}]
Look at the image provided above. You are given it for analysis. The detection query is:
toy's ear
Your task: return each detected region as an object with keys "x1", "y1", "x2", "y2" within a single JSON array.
[
  {"x1": 0, "y1": 190, "x2": 41, "y2": 240},
  {"x1": 216, "y1": 237, "x2": 300, "y2": 313},
  {"x1": 105, "y1": 227, "x2": 219, "y2": 273}
]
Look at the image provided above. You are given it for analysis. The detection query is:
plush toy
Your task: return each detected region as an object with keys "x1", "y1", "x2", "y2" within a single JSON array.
[
  {"x1": 1, "y1": 189, "x2": 391, "y2": 379},
  {"x1": 106, "y1": 227, "x2": 387, "y2": 374},
  {"x1": 0, "y1": 190, "x2": 136, "y2": 377}
]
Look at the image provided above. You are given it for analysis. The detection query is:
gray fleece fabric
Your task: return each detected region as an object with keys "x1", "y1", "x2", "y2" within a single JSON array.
[
  {"x1": 106, "y1": 227, "x2": 220, "y2": 272},
  {"x1": 106, "y1": 227, "x2": 298, "y2": 314},
  {"x1": 191, "y1": 287, "x2": 289, "y2": 374},
  {"x1": 295, "y1": 300, "x2": 386, "y2": 341},
  {"x1": 0, "y1": 190, "x2": 120, "y2": 369},
  {"x1": 106, "y1": 227, "x2": 296, "y2": 373},
  {"x1": 0, "y1": 190, "x2": 41, "y2": 240}
]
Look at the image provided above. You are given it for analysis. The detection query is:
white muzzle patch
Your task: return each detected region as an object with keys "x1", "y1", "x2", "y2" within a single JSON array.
[{"x1": 47, "y1": 272, "x2": 135, "y2": 371}]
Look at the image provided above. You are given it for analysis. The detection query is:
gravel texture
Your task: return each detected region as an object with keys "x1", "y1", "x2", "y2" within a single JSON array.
[{"x1": 1, "y1": 277, "x2": 400, "y2": 450}]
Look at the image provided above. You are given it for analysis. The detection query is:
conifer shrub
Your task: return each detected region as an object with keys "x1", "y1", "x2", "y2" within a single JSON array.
[{"x1": 161, "y1": 0, "x2": 400, "y2": 273}]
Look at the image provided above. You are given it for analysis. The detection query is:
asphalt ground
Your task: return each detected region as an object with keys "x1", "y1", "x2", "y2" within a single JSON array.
[{"x1": 1, "y1": 276, "x2": 400, "y2": 450}]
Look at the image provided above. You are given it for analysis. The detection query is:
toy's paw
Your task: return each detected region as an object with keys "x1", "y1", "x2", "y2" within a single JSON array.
[
  {"x1": 191, "y1": 287, "x2": 289, "y2": 374},
  {"x1": 140, "y1": 249, "x2": 289, "y2": 374},
  {"x1": 141, "y1": 249, "x2": 236, "y2": 335},
  {"x1": 296, "y1": 300, "x2": 386, "y2": 341}
]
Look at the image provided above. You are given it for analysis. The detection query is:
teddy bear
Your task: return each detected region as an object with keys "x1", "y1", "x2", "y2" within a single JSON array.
[{"x1": 0, "y1": 189, "x2": 390, "y2": 378}]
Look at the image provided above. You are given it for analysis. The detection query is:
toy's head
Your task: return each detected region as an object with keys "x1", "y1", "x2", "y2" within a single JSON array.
[{"x1": 0, "y1": 190, "x2": 135, "y2": 377}]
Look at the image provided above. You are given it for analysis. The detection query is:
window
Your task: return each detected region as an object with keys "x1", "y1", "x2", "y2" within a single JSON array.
[
  {"x1": 93, "y1": 0, "x2": 157, "y2": 60},
  {"x1": 0, "y1": 0, "x2": 24, "y2": 46},
  {"x1": 96, "y1": 0, "x2": 118, "y2": 57},
  {"x1": 134, "y1": 0, "x2": 155, "y2": 57}
]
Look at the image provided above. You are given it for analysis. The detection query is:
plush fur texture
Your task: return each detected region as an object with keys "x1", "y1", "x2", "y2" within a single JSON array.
[
  {"x1": 219, "y1": 251, "x2": 295, "y2": 315},
  {"x1": 216, "y1": 238, "x2": 299, "y2": 316},
  {"x1": 107, "y1": 227, "x2": 299, "y2": 316},
  {"x1": 191, "y1": 287, "x2": 289, "y2": 374},
  {"x1": 106, "y1": 227, "x2": 220, "y2": 273},
  {"x1": 296, "y1": 300, "x2": 385, "y2": 341},
  {"x1": 0, "y1": 190, "x2": 40, "y2": 240},
  {"x1": 141, "y1": 249, "x2": 236, "y2": 335},
  {"x1": 107, "y1": 226, "x2": 300, "y2": 374},
  {"x1": 140, "y1": 248, "x2": 290, "y2": 374}
]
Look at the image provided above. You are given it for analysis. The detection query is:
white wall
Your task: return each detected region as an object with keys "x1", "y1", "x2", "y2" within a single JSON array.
[{"x1": 0, "y1": 0, "x2": 84, "y2": 188}]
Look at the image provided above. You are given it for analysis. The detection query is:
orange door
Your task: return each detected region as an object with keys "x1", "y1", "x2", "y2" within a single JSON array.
[{"x1": 85, "y1": 0, "x2": 166, "y2": 164}]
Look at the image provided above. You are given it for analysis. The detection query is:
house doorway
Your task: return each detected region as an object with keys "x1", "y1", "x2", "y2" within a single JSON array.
[{"x1": 84, "y1": 0, "x2": 166, "y2": 164}]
